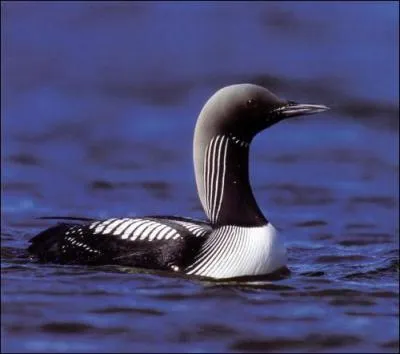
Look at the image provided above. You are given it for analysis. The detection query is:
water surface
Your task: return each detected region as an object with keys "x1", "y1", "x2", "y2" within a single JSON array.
[{"x1": 1, "y1": 2, "x2": 399, "y2": 353}]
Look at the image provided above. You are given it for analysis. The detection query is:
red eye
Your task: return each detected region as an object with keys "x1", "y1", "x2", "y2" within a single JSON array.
[{"x1": 246, "y1": 99, "x2": 257, "y2": 109}]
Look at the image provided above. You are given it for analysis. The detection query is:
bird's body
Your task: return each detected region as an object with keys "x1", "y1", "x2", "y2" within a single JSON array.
[
  {"x1": 29, "y1": 215, "x2": 285, "y2": 279},
  {"x1": 28, "y1": 84, "x2": 328, "y2": 280}
]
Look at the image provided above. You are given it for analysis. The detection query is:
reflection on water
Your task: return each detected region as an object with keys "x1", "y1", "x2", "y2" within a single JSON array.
[{"x1": 2, "y1": 2, "x2": 399, "y2": 353}]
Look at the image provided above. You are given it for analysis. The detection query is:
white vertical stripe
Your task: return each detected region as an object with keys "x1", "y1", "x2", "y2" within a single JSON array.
[
  {"x1": 235, "y1": 227, "x2": 247, "y2": 275},
  {"x1": 207, "y1": 137, "x2": 217, "y2": 218},
  {"x1": 152, "y1": 224, "x2": 175, "y2": 241},
  {"x1": 218, "y1": 227, "x2": 239, "y2": 278},
  {"x1": 189, "y1": 227, "x2": 221, "y2": 266},
  {"x1": 103, "y1": 219, "x2": 126, "y2": 234},
  {"x1": 242, "y1": 228, "x2": 253, "y2": 273},
  {"x1": 190, "y1": 226, "x2": 227, "y2": 275},
  {"x1": 152, "y1": 224, "x2": 168, "y2": 240},
  {"x1": 89, "y1": 221, "x2": 101, "y2": 230},
  {"x1": 223, "y1": 226, "x2": 243, "y2": 277},
  {"x1": 214, "y1": 227, "x2": 235, "y2": 278},
  {"x1": 94, "y1": 218, "x2": 118, "y2": 233},
  {"x1": 208, "y1": 135, "x2": 221, "y2": 221},
  {"x1": 199, "y1": 226, "x2": 231, "y2": 276},
  {"x1": 186, "y1": 224, "x2": 287, "y2": 279},
  {"x1": 202, "y1": 135, "x2": 230, "y2": 224},
  {"x1": 203, "y1": 142, "x2": 210, "y2": 218},
  {"x1": 191, "y1": 229, "x2": 220, "y2": 275},
  {"x1": 132, "y1": 221, "x2": 156, "y2": 240},
  {"x1": 156, "y1": 226, "x2": 173, "y2": 240},
  {"x1": 203, "y1": 227, "x2": 233, "y2": 275},
  {"x1": 208, "y1": 136, "x2": 219, "y2": 219},
  {"x1": 202, "y1": 134, "x2": 252, "y2": 224},
  {"x1": 193, "y1": 229, "x2": 208, "y2": 237},
  {"x1": 173, "y1": 220, "x2": 210, "y2": 238},
  {"x1": 215, "y1": 137, "x2": 228, "y2": 222},
  {"x1": 211, "y1": 136, "x2": 224, "y2": 223},
  {"x1": 138, "y1": 222, "x2": 159, "y2": 240},
  {"x1": 113, "y1": 219, "x2": 135, "y2": 235},
  {"x1": 205, "y1": 137, "x2": 214, "y2": 218},
  {"x1": 120, "y1": 219, "x2": 147, "y2": 239},
  {"x1": 164, "y1": 229, "x2": 177, "y2": 240}
]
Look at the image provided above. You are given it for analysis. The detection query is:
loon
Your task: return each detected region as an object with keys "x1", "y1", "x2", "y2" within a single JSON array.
[{"x1": 28, "y1": 84, "x2": 329, "y2": 280}]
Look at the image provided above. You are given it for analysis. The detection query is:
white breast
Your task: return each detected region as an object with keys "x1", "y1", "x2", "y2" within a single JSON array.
[{"x1": 186, "y1": 223, "x2": 287, "y2": 279}]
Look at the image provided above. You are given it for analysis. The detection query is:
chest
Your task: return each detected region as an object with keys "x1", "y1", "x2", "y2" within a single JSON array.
[{"x1": 185, "y1": 224, "x2": 287, "y2": 279}]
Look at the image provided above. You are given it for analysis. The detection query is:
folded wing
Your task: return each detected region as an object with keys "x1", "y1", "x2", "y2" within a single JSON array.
[{"x1": 28, "y1": 216, "x2": 212, "y2": 271}]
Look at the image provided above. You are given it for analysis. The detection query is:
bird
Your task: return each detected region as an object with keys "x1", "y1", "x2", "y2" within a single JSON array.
[{"x1": 27, "y1": 83, "x2": 329, "y2": 280}]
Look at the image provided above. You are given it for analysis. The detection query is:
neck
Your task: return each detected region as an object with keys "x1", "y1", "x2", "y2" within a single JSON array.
[{"x1": 194, "y1": 131, "x2": 267, "y2": 227}]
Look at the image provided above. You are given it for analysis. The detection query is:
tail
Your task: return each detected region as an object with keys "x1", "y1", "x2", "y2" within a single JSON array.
[{"x1": 28, "y1": 223, "x2": 73, "y2": 262}]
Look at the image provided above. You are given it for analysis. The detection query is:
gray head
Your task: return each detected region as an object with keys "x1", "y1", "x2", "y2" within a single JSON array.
[
  {"x1": 193, "y1": 84, "x2": 329, "y2": 226},
  {"x1": 197, "y1": 83, "x2": 329, "y2": 141}
]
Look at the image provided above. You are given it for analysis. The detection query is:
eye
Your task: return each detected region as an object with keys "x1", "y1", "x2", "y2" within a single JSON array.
[{"x1": 246, "y1": 99, "x2": 258, "y2": 109}]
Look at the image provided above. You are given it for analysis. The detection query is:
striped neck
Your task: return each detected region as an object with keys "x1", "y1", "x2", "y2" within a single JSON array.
[{"x1": 193, "y1": 133, "x2": 267, "y2": 227}]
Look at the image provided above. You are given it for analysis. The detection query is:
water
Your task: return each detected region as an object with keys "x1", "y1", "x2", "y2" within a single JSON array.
[{"x1": 1, "y1": 2, "x2": 399, "y2": 353}]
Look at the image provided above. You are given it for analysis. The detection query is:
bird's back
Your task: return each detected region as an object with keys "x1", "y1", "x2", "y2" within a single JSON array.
[{"x1": 28, "y1": 216, "x2": 212, "y2": 272}]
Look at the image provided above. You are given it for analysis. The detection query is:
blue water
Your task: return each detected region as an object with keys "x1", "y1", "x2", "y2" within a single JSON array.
[{"x1": 1, "y1": 2, "x2": 399, "y2": 353}]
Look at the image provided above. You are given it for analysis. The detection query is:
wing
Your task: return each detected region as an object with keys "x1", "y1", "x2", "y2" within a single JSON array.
[{"x1": 28, "y1": 216, "x2": 212, "y2": 272}]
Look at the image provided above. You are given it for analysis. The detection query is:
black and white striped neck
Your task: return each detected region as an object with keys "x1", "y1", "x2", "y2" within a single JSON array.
[{"x1": 194, "y1": 131, "x2": 267, "y2": 227}]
